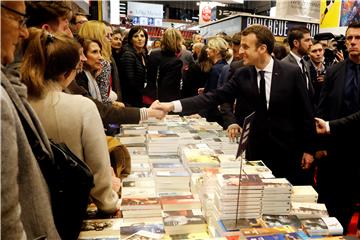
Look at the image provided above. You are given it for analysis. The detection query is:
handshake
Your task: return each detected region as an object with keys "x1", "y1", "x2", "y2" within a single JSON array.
[{"x1": 146, "y1": 100, "x2": 175, "y2": 120}]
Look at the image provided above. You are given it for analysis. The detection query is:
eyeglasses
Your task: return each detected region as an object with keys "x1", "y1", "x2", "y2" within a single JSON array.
[
  {"x1": 75, "y1": 20, "x2": 88, "y2": 25},
  {"x1": 1, "y1": 4, "x2": 28, "y2": 29}
]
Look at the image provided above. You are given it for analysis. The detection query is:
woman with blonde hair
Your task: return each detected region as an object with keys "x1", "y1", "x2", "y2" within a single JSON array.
[
  {"x1": 144, "y1": 28, "x2": 183, "y2": 104},
  {"x1": 21, "y1": 28, "x2": 119, "y2": 215},
  {"x1": 78, "y1": 20, "x2": 122, "y2": 106},
  {"x1": 200, "y1": 37, "x2": 230, "y2": 126}
]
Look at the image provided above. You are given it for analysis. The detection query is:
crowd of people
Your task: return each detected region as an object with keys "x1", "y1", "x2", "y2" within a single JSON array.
[{"x1": 1, "y1": 0, "x2": 359, "y2": 239}]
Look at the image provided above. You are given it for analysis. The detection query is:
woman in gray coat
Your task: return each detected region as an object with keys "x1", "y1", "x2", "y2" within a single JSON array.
[
  {"x1": 1, "y1": 1, "x2": 60, "y2": 239},
  {"x1": 1, "y1": 67, "x2": 60, "y2": 239}
]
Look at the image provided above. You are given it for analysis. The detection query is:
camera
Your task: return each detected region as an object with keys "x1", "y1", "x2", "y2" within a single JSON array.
[{"x1": 314, "y1": 32, "x2": 347, "y2": 67}]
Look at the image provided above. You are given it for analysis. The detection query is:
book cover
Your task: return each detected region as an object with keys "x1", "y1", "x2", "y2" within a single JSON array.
[
  {"x1": 162, "y1": 209, "x2": 206, "y2": 234},
  {"x1": 217, "y1": 174, "x2": 264, "y2": 189},
  {"x1": 121, "y1": 198, "x2": 160, "y2": 210},
  {"x1": 240, "y1": 225, "x2": 297, "y2": 237},
  {"x1": 262, "y1": 215, "x2": 302, "y2": 229},
  {"x1": 221, "y1": 218, "x2": 264, "y2": 232},
  {"x1": 120, "y1": 224, "x2": 165, "y2": 238}
]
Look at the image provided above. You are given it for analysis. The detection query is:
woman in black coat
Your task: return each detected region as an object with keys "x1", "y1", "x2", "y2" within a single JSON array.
[
  {"x1": 144, "y1": 28, "x2": 183, "y2": 105},
  {"x1": 118, "y1": 26, "x2": 148, "y2": 107}
]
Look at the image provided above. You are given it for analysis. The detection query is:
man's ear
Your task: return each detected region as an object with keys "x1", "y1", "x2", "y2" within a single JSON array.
[
  {"x1": 41, "y1": 24, "x2": 52, "y2": 32},
  {"x1": 259, "y1": 44, "x2": 267, "y2": 54},
  {"x1": 293, "y1": 39, "x2": 300, "y2": 48}
]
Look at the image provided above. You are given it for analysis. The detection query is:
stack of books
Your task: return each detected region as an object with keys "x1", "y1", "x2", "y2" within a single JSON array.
[
  {"x1": 181, "y1": 144, "x2": 220, "y2": 168},
  {"x1": 121, "y1": 124, "x2": 147, "y2": 135},
  {"x1": 261, "y1": 178, "x2": 292, "y2": 215},
  {"x1": 243, "y1": 160, "x2": 274, "y2": 179},
  {"x1": 218, "y1": 154, "x2": 241, "y2": 169},
  {"x1": 291, "y1": 185, "x2": 318, "y2": 203},
  {"x1": 116, "y1": 133, "x2": 146, "y2": 145},
  {"x1": 120, "y1": 197, "x2": 162, "y2": 219},
  {"x1": 153, "y1": 167, "x2": 190, "y2": 193},
  {"x1": 148, "y1": 155, "x2": 181, "y2": 165},
  {"x1": 121, "y1": 178, "x2": 156, "y2": 198},
  {"x1": 300, "y1": 217, "x2": 343, "y2": 237},
  {"x1": 213, "y1": 174, "x2": 264, "y2": 219},
  {"x1": 159, "y1": 193, "x2": 201, "y2": 211},
  {"x1": 147, "y1": 130, "x2": 180, "y2": 155},
  {"x1": 290, "y1": 202, "x2": 329, "y2": 219}
]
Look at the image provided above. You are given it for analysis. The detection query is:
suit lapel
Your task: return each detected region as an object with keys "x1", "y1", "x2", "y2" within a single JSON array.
[
  {"x1": 287, "y1": 54, "x2": 298, "y2": 65},
  {"x1": 268, "y1": 60, "x2": 281, "y2": 112},
  {"x1": 250, "y1": 66, "x2": 260, "y2": 98},
  {"x1": 333, "y1": 61, "x2": 347, "y2": 113}
]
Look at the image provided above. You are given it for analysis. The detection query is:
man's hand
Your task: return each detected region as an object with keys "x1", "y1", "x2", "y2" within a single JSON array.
[
  {"x1": 315, "y1": 150, "x2": 328, "y2": 159},
  {"x1": 227, "y1": 123, "x2": 242, "y2": 142},
  {"x1": 315, "y1": 117, "x2": 329, "y2": 134},
  {"x1": 301, "y1": 152, "x2": 314, "y2": 169},
  {"x1": 112, "y1": 101, "x2": 125, "y2": 109},
  {"x1": 335, "y1": 50, "x2": 344, "y2": 62},
  {"x1": 198, "y1": 88, "x2": 204, "y2": 95},
  {"x1": 150, "y1": 100, "x2": 174, "y2": 113},
  {"x1": 146, "y1": 108, "x2": 166, "y2": 120}
]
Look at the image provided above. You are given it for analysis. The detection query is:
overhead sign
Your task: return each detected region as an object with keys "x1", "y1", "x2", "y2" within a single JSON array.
[
  {"x1": 213, "y1": 6, "x2": 243, "y2": 20},
  {"x1": 276, "y1": 0, "x2": 320, "y2": 22},
  {"x1": 242, "y1": 16, "x2": 319, "y2": 37},
  {"x1": 200, "y1": 14, "x2": 319, "y2": 39},
  {"x1": 127, "y1": 2, "x2": 163, "y2": 19}
]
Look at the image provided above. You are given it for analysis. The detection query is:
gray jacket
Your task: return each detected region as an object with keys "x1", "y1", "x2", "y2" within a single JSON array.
[{"x1": 1, "y1": 65, "x2": 60, "y2": 239}]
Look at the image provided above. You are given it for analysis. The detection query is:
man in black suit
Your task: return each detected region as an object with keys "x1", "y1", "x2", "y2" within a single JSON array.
[
  {"x1": 316, "y1": 22, "x2": 360, "y2": 233},
  {"x1": 282, "y1": 26, "x2": 315, "y2": 103},
  {"x1": 153, "y1": 24, "x2": 316, "y2": 185}
]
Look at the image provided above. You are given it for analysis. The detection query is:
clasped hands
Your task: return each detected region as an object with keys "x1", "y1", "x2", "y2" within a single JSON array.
[{"x1": 147, "y1": 100, "x2": 174, "y2": 119}]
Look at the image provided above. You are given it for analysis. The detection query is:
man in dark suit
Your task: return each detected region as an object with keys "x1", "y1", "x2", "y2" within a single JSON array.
[
  {"x1": 154, "y1": 24, "x2": 316, "y2": 185},
  {"x1": 282, "y1": 26, "x2": 315, "y2": 103},
  {"x1": 316, "y1": 22, "x2": 360, "y2": 233}
]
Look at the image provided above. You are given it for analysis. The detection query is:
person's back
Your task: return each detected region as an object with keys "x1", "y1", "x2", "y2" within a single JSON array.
[
  {"x1": 30, "y1": 91, "x2": 118, "y2": 212},
  {"x1": 146, "y1": 48, "x2": 183, "y2": 102},
  {"x1": 21, "y1": 28, "x2": 119, "y2": 214}
]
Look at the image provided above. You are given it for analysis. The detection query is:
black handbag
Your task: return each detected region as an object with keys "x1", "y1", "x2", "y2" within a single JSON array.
[
  {"x1": 12, "y1": 104, "x2": 94, "y2": 240},
  {"x1": 47, "y1": 140, "x2": 94, "y2": 240}
]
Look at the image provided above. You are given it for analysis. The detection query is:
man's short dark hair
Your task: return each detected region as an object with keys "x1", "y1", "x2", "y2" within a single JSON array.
[
  {"x1": 241, "y1": 24, "x2": 275, "y2": 54},
  {"x1": 346, "y1": 21, "x2": 360, "y2": 36},
  {"x1": 232, "y1": 32, "x2": 241, "y2": 45},
  {"x1": 287, "y1": 26, "x2": 311, "y2": 49},
  {"x1": 311, "y1": 39, "x2": 322, "y2": 45},
  {"x1": 70, "y1": 2, "x2": 87, "y2": 25},
  {"x1": 26, "y1": 1, "x2": 72, "y2": 29}
]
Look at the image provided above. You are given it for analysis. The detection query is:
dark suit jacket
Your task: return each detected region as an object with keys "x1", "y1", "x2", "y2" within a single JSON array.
[
  {"x1": 145, "y1": 49, "x2": 183, "y2": 102},
  {"x1": 329, "y1": 110, "x2": 360, "y2": 135},
  {"x1": 317, "y1": 60, "x2": 350, "y2": 119},
  {"x1": 180, "y1": 59, "x2": 316, "y2": 182},
  {"x1": 282, "y1": 53, "x2": 315, "y2": 103},
  {"x1": 220, "y1": 60, "x2": 245, "y2": 128},
  {"x1": 316, "y1": 60, "x2": 360, "y2": 193},
  {"x1": 68, "y1": 75, "x2": 140, "y2": 126}
]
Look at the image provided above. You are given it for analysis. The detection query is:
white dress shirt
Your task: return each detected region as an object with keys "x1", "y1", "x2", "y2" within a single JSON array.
[
  {"x1": 255, "y1": 58, "x2": 274, "y2": 109},
  {"x1": 290, "y1": 51, "x2": 309, "y2": 89}
]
